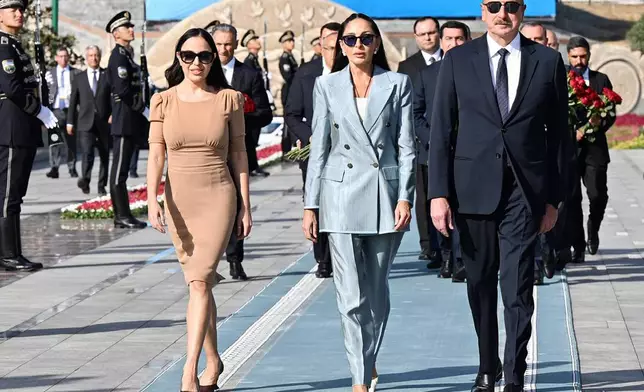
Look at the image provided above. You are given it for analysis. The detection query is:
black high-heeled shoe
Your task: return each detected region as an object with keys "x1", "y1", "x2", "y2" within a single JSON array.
[{"x1": 199, "y1": 361, "x2": 225, "y2": 392}]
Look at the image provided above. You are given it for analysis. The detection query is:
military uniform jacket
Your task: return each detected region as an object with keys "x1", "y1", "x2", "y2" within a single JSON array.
[
  {"x1": 243, "y1": 52, "x2": 262, "y2": 73},
  {"x1": 0, "y1": 30, "x2": 44, "y2": 148},
  {"x1": 107, "y1": 43, "x2": 147, "y2": 137},
  {"x1": 279, "y1": 51, "x2": 298, "y2": 87}
]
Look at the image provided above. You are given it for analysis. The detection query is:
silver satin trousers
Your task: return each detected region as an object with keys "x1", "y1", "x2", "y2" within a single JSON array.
[{"x1": 327, "y1": 232, "x2": 404, "y2": 386}]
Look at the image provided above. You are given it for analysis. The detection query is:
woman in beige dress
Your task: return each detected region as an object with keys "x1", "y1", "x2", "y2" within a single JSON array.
[{"x1": 146, "y1": 28, "x2": 252, "y2": 392}]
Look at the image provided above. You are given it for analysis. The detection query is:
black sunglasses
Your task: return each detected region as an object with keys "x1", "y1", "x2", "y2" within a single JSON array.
[
  {"x1": 483, "y1": 1, "x2": 524, "y2": 14},
  {"x1": 341, "y1": 33, "x2": 377, "y2": 48},
  {"x1": 179, "y1": 50, "x2": 215, "y2": 64}
]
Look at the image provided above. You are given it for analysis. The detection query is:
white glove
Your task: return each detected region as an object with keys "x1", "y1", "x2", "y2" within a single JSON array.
[
  {"x1": 267, "y1": 72, "x2": 272, "y2": 80},
  {"x1": 36, "y1": 106, "x2": 58, "y2": 129},
  {"x1": 142, "y1": 107, "x2": 150, "y2": 120}
]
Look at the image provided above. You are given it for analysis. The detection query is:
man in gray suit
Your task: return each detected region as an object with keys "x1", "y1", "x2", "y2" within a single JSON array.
[{"x1": 45, "y1": 47, "x2": 80, "y2": 179}]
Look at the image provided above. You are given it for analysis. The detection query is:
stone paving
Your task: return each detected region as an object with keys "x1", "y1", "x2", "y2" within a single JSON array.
[
  {"x1": 1, "y1": 150, "x2": 643, "y2": 391},
  {"x1": 566, "y1": 150, "x2": 644, "y2": 391}
]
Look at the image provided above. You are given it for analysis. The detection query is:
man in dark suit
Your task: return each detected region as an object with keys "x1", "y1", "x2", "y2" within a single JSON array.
[
  {"x1": 213, "y1": 23, "x2": 273, "y2": 280},
  {"x1": 429, "y1": 1, "x2": 569, "y2": 391},
  {"x1": 398, "y1": 16, "x2": 443, "y2": 266},
  {"x1": 398, "y1": 16, "x2": 442, "y2": 77},
  {"x1": 45, "y1": 47, "x2": 80, "y2": 179},
  {"x1": 66, "y1": 45, "x2": 111, "y2": 196},
  {"x1": 566, "y1": 36, "x2": 615, "y2": 262},
  {"x1": 285, "y1": 21, "x2": 341, "y2": 279},
  {"x1": 413, "y1": 20, "x2": 470, "y2": 281}
]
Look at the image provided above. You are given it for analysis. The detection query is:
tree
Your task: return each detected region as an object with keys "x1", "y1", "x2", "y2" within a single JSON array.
[
  {"x1": 18, "y1": 2, "x2": 83, "y2": 67},
  {"x1": 627, "y1": 15, "x2": 644, "y2": 53}
]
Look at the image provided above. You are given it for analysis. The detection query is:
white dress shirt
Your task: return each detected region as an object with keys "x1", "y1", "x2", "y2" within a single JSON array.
[
  {"x1": 487, "y1": 33, "x2": 521, "y2": 109},
  {"x1": 53, "y1": 65, "x2": 72, "y2": 109},
  {"x1": 582, "y1": 67, "x2": 590, "y2": 86},
  {"x1": 87, "y1": 67, "x2": 100, "y2": 91},
  {"x1": 421, "y1": 49, "x2": 442, "y2": 65},
  {"x1": 222, "y1": 57, "x2": 236, "y2": 85}
]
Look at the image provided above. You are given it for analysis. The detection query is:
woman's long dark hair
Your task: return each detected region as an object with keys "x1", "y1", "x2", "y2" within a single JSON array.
[
  {"x1": 165, "y1": 28, "x2": 230, "y2": 89},
  {"x1": 331, "y1": 13, "x2": 390, "y2": 73}
]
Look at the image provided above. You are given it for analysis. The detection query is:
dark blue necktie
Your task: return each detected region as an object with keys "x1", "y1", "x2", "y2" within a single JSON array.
[{"x1": 495, "y1": 48, "x2": 509, "y2": 122}]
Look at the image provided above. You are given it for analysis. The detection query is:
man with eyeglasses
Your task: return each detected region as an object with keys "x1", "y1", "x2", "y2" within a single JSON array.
[
  {"x1": 413, "y1": 20, "x2": 471, "y2": 282},
  {"x1": 429, "y1": 1, "x2": 569, "y2": 391},
  {"x1": 398, "y1": 16, "x2": 443, "y2": 269},
  {"x1": 285, "y1": 22, "x2": 341, "y2": 279},
  {"x1": 212, "y1": 23, "x2": 273, "y2": 280},
  {"x1": 105, "y1": 10, "x2": 148, "y2": 229}
]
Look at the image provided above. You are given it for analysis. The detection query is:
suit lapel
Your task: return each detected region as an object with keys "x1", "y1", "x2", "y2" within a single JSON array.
[
  {"x1": 364, "y1": 67, "x2": 394, "y2": 134},
  {"x1": 471, "y1": 36, "x2": 501, "y2": 124},
  {"x1": 506, "y1": 36, "x2": 538, "y2": 122},
  {"x1": 336, "y1": 67, "x2": 374, "y2": 148},
  {"x1": 231, "y1": 60, "x2": 242, "y2": 91}
]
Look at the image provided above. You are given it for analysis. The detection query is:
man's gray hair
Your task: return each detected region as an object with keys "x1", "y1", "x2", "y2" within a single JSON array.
[
  {"x1": 85, "y1": 45, "x2": 102, "y2": 56},
  {"x1": 520, "y1": 21, "x2": 545, "y2": 31},
  {"x1": 212, "y1": 23, "x2": 237, "y2": 41}
]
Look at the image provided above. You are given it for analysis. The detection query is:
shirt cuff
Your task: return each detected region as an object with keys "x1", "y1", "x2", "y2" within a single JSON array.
[
  {"x1": 66, "y1": 124, "x2": 73, "y2": 128},
  {"x1": 304, "y1": 206, "x2": 319, "y2": 210}
]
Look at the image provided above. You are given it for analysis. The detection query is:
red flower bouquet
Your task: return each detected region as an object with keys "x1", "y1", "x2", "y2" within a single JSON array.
[
  {"x1": 242, "y1": 93, "x2": 256, "y2": 113},
  {"x1": 568, "y1": 70, "x2": 622, "y2": 142}
]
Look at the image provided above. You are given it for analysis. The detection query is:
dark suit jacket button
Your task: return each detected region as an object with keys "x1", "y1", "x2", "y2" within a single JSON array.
[
  {"x1": 496, "y1": 153, "x2": 502, "y2": 159},
  {"x1": 501, "y1": 128, "x2": 507, "y2": 133},
  {"x1": 372, "y1": 163, "x2": 379, "y2": 168},
  {"x1": 334, "y1": 123, "x2": 339, "y2": 129},
  {"x1": 344, "y1": 144, "x2": 350, "y2": 150},
  {"x1": 347, "y1": 163, "x2": 353, "y2": 168},
  {"x1": 385, "y1": 122, "x2": 391, "y2": 127},
  {"x1": 377, "y1": 143, "x2": 384, "y2": 149}
]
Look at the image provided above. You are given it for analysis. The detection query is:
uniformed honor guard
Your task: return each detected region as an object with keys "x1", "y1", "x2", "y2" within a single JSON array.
[
  {"x1": 204, "y1": 19, "x2": 220, "y2": 34},
  {"x1": 241, "y1": 29, "x2": 262, "y2": 73},
  {"x1": 105, "y1": 11, "x2": 148, "y2": 229},
  {"x1": 310, "y1": 36, "x2": 321, "y2": 61},
  {"x1": 279, "y1": 30, "x2": 297, "y2": 154},
  {"x1": 0, "y1": 0, "x2": 59, "y2": 271}
]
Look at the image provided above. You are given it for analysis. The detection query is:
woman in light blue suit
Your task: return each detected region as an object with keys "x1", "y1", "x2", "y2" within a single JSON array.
[{"x1": 302, "y1": 13, "x2": 416, "y2": 392}]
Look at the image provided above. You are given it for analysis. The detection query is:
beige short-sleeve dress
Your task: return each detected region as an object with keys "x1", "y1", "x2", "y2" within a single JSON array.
[{"x1": 149, "y1": 87, "x2": 246, "y2": 285}]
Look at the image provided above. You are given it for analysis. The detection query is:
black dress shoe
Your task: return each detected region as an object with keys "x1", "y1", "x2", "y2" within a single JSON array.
[
  {"x1": 587, "y1": 220, "x2": 599, "y2": 255},
  {"x1": 472, "y1": 359, "x2": 502, "y2": 392},
  {"x1": 1, "y1": 256, "x2": 39, "y2": 272},
  {"x1": 98, "y1": 186, "x2": 107, "y2": 196},
  {"x1": 46, "y1": 168, "x2": 59, "y2": 179},
  {"x1": 554, "y1": 248, "x2": 572, "y2": 271},
  {"x1": 438, "y1": 252, "x2": 452, "y2": 278},
  {"x1": 254, "y1": 167, "x2": 270, "y2": 177},
  {"x1": 503, "y1": 383, "x2": 524, "y2": 392},
  {"x1": 69, "y1": 168, "x2": 79, "y2": 178},
  {"x1": 426, "y1": 250, "x2": 442, "y2": 269},
  {"x1": 114, "y1": 216, "x2": 147, "y2": 229},
  {"x1": 130, "y1": 172, "x2": 139, "y2": 178},
  {"x1": 572, "y1": 248, "x2": 585, "y2": 264},
  {"x1": 315, "y1": 261, "x2": 332, "y2": 278},
  {"x1": 77, "y1": 178, "x2": 90, "y2": 194},
  {"x1": 418, "y1": 250, "x2": 430, "y2": 261},
  {"x1": 229, "y1": 261, "x2": 248, "y2": 280},
  {"x1": 452, "y1": 258, "x2": 466, "y2": 282},
  {"x1": 534, "y1": 267, "x2": 544, "y2": 286}
]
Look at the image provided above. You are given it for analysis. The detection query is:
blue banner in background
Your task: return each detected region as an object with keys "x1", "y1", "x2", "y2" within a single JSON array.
[{"x1": 146, "y1": 0, "x2": 556, "y2": 22}]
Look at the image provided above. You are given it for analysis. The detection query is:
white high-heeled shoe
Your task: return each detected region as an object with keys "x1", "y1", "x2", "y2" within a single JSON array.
[{"x1": 369, "y1": 376, "x2": 378, "y2": 392}]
